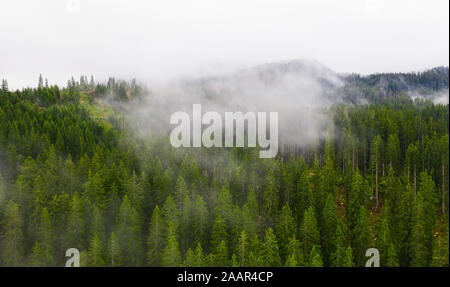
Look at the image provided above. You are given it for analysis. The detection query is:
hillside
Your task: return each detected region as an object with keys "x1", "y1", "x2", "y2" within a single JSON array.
[{"x1": 0, "y1": 67, "x2": 448, "y2": 267}]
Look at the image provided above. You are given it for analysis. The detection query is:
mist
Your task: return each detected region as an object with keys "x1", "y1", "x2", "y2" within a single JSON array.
[
  {"x1": 1, "y1": 0, "x2": 449, "y2": 90},
  {"x1": 107, "y1": 59, "x2": 342, "y2": 151}
]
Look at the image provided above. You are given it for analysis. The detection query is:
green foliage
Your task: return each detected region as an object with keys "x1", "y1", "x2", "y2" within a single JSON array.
[
  {"x1": 0, "y1": 201, "x2": 24, "y2": 266},
  {"x1": 0, "y1": 79, "x2": 448, "y2": 267},
  {"x1": 260, "y1": 228, "x2": 281, "y2": 267},
  {"x1": 147, "y1": 206, "x2": 164, "y2": 266},
  {"x1": 301, "y1": 206, "x2": 321, "y2": 257},
  {"x1": 88, "y1": 232, "x2": 105, "y2": 266},
  {"x1": 162, "y1": 221, "x2": 181, "y2": 267}
]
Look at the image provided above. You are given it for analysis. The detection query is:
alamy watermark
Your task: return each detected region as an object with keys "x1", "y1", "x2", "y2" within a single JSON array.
[
  {"x1": 365, "y1": 248, "x2": 380, "y2": 267},
  {"x1": 169, "y1": 104, "x2": 279, "y2": 158},
  {"x1": 65, "y1": 248, "x2": 80, "y2": 267}
]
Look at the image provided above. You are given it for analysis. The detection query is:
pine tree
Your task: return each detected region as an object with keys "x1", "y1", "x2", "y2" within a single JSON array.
[
  {"x1": 36, "y1": 207, "x2": 55, "y2": 266},
  {"x1": 263, "y1": 169, "x2": 279, "y2": 223},
  {"x1": 343, "y1": 246, "x2": 354, "y2": 267},
  {"x1": 301, "y1": 206, "x2": 321, "y2": 257},
  {"x1": 236, "y1": 230, "x2": 249, "y2": 266},
  {"x1": 147, "y1": 206, "x2": 164, "y2": 266},
  {"x1": 296, "y1": 169, "x2": 313, "y2": 223},
  {"x1": 1, "y1": 201, "x2": 24, "y2": 266},
  {"x1": 1, "y1": 79, "x2": 8, "y2": 92},
  {"x1": 242, "y1": 189, "x2": 259, "y2": 236},
  {"x1": 107, "y1": 232, "x2": 121, "y2": 266},
  {"x1": 29, "y1": 241, "x2": 46, "y2": 267},
  {"x1": 261, "y1": 227, "x2": 281, "y2": 267},
  {"x1": 353, "y1": 206, "x2": 370, "y2": 266},
  {"x1": 191, "y1": 194, "x2": 208, "y2": 247},
  {"x1": 162, "y1": 195, "x2": 179, "y2": 233},
  {"x1": 38, "y1": 74, "x2": 44, "y2": 89},
  {"x1": 193, "y1": 242, "x2": 204, "y2": 267},
  {"x1": 331, "y1": 220, "x2": 350, "y2": 267},
  {"x1": 276, "y1": 203, "x2": 296, "y2": 261},
  {"x1": 214, "y1": 240, "x2": 229, "y2": 267},
  {"x1": 180, "y1": 194, "x2": 192, "y2": 253},
  {"x1": 322, "y1": 193, "x2": 338, "y2": 265},
  {"x1": 184, "y1": 248, "x2": 194, "y2": 267},
  {"x1": 391, "y1": 181, "x2": 412, "y2": 266},
  {"x1": 215, "y1": 186, "x2": 233, "y2": 223},
  {"x1": 284, "y1": 236, "x2": 305, "y2": 267},
  {"x1": 88, "y1": 232, "x2": 105, "y2": 266},
  {"x1": 409, "y1": 172, "x2": 437, "y2": 266},
  {"x1": 116, "y1": 195, "x2": 144, "y2": 266},
  {"x1": 162, "y1": 221, "x2": 181, "y2": 267},
  {"x1": 174, "y1": 176, "x2": 188, "y2": 211},
  {"x1": 308, "y1": 245, "x2": 323, "y2": 267},
  {"x1": 210, "y1": 216, "x2": 228, "y2": 252},
  {"x1": 376, "y1": 206, "x2": 399, "y2": 267}
]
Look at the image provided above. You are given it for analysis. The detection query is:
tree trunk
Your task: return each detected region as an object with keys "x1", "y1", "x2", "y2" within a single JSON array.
[{"x1": 376, "y1": 159, "x2": 379, "y2": 208}]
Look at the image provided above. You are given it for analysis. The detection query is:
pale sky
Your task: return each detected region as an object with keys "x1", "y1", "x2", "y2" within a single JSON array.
[{"x1": 1, "y1": 0, "x2": 449, "y2": 89}]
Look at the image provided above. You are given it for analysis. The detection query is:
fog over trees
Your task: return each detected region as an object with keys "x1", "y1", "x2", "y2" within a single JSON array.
[{"x1": 0, "y1": 64, "x2": 448, "y2": 267}]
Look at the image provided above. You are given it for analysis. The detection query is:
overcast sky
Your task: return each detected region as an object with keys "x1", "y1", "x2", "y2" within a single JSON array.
[{"x1": 1, "y1": 0, "x2": 449, "y2": 89}]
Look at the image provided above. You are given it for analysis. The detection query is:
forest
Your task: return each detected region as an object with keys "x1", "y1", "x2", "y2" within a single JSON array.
[{"x1": 0, "y1": 69, "x2": 448, "y2": 267}]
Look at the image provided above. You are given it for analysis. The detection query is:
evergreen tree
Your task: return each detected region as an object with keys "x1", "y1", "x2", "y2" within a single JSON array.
[
  {"x1": 236, "y1": 230, "x2": 249, "y2": 267},
  {"x1": 147, "y1": 206, "x2": 164, "y2": 266},
  {"x1": 284, "y1": 236, "x2": 304, "y2": 267},
  {"x1": 353, "y1": 206, "x2": 370, "y2": 266},
  {"x1": 261, "y1": 228, "x2": 281, "y2": 267},
  {"x1": 214, "y1": 240, "x2": 229, "y2": 267},
  {"x1": 331, "y1": 220, "x2": 350, "y2": 267},
  {"x1": 36, "y1": 208, "x2": 55, "y2": 266},
  {"x1": 301, "y1": 206, "x2": 321, "y2": 257},
  {"x1": 88, "y1": 232, "x2": 105, "y2": 266},
  {"x1": 263, "y1": 169, "x2": 279, "y2": 223},
  {"x1": 376, "y1": 206, "x2": 399, "y2": 267},
  {"x1": 65, "y1": 192, "x2": 85, "y2": 250},
  {"x1": 162, "y1": 221, "x2": 181, "y2": 267},
  {"x1": 191, "y1": 194, "x2": 208, "y2": 247},
  {"x1": 107, "y1": 232, "x2": 121, "y2": 266},
  {"x1": 322, "y1": 193, "x2": 338, "y2": 265},
  {"x1": 116, "y1": 195, "x2": 144, "y2": 266},
  {"x1": 1, "y1": 201, "x2": 24, "y2": 266},
  {"x1": 308, "y1": 245, "x2": 323, "y2": 267},
  {"x1": 276, "y1": 203, "x2": 296, "y2": 261}
]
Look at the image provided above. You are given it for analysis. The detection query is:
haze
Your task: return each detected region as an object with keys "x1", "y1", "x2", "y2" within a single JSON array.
[{"x1": 1, "y1": 0, "x2": 449, "y2": 89}]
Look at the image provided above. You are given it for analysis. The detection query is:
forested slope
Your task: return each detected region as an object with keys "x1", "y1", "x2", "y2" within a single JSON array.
[{"x1": 0, "y1": 73, "x2": 448, "y2": 267}]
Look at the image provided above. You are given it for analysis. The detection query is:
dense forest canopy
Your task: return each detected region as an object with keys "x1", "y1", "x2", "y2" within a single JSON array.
[{"x1": 0, "y1": 67, "x2": 448, "y2": 267}]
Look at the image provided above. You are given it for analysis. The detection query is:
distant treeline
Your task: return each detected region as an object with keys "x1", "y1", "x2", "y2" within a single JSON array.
[{"x1": 341, "y1": 66, "x2": 449, "y2": 103}]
